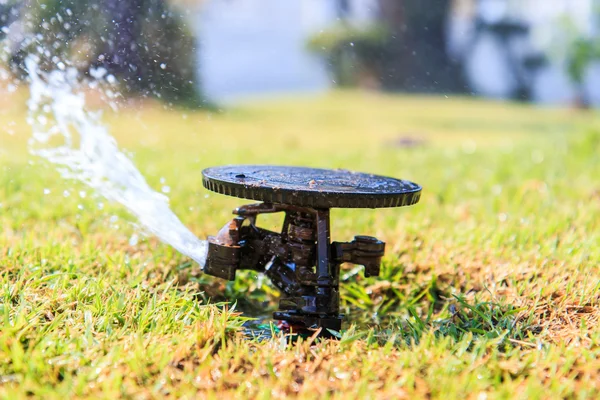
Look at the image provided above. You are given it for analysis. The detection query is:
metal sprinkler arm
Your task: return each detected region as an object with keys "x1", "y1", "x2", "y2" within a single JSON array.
[{"x1": 201, "y1": 165, "x2": 421, "y2": 335}]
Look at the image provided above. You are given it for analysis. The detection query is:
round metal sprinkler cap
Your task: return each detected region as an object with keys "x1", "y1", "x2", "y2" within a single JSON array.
[{"x1": 202, "y1": 165, "x2": 421, "y2": 209}]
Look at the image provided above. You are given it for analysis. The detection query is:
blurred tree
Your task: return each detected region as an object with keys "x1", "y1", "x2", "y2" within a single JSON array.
[
  {"x1": 566, "y1": 39, "x2": 600, "y2": 108},
  {"x1": 0, "y1": 2, "x2": 19, "y2": 41},
  {"x1": 307, "y1": 24, "x2": 388, "y2": 88},
  {"x1": 564, "y1": 5, "x2": 600, "y2": 109},
  {"x1": 467, "y1": 17, "x2": 546, "y2": 101},
  {"x1": 309, "y1": 0, "x2": 466, "y2": 93},
  {"x1": 7, "y1": 0, "x2": 203, "y2": 107},
  {"x1": 103, "y1": 0, "x2": 145, "y2": 83},
  {"x1": 376, "y1": 0, "x2": 466, "y2": 93}
]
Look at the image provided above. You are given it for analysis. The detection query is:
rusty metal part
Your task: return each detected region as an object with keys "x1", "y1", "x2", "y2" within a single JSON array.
[
  {"x1": 205, "y1": 237, "x2": 239, "y2": 281},
  {"x1": 201, "y1": 165, "x2": 422, "y2": 336},
  {"x1": 333, "y1": 236, "x2": 386, "y2": 278}
]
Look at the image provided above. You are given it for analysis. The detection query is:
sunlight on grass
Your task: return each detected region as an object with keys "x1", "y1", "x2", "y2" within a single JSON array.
[{"x1": 1, "y1": 90, "x2": 599, "y2": 398}]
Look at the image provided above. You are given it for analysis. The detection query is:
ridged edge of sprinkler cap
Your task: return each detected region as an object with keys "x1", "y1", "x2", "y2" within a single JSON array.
[{"x1": 202, "y1": 165, "x2": 422, "y2": 209}]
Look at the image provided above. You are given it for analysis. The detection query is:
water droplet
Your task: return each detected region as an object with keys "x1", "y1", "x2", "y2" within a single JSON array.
[
  {"x1": 43, "y1": 188, "x2": 51, "y2": 195},
  {"x1": 79, "y1": 190, "x2": 87, "y2": 198},
  {"x1": 90, "y1": 67, "x2": 107, "y2": 80},
  {"x1": 160, "y1": 63, "x2": 167, "y2": 70},
  {"x1": 109, "y1": 215, "x2": 119, "y2": 223},
  {"x1": 129, "y1": 234, "x2": 139, "y2": 246},
  {"x1": 161, "y1": 185, "x2": 171, "y2": 194},
  {"x1": 63, "y1": 190, "x2": 70, "y2": 197}
]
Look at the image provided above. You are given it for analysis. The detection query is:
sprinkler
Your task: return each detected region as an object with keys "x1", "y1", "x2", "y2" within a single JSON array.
[{"x1": 202, "y1": 165, "x2": 421, "y2": 335}]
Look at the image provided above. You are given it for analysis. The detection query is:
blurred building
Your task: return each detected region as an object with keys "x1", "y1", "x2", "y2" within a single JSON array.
[{"x1": 195, "y1": 0, "x2": 377, "y2": 101}]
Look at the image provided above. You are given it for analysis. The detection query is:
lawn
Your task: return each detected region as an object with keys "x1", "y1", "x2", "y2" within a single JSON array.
[{"x1": 1, "y1": 90, "x2": 599, "y2": 399}]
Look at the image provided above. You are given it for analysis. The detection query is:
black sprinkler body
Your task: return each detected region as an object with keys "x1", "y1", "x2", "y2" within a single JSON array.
[{"x1": 202, "y1": 165, "x2": 421, "y2": 335}]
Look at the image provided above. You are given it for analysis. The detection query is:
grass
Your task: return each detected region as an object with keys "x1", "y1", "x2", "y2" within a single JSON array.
[{"x1": 1, "y1": 89, "x2": 599, "y2": 398}]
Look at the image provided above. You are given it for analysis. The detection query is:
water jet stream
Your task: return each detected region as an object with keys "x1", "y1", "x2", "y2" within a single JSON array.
[{"x1": 25, "y1": 56, "x2": 208, "y2": 266}]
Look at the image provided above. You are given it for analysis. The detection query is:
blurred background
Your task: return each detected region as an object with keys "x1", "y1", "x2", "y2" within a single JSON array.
[{"x1": 1, "y1": 0, "x2": 600, "y2": 108}]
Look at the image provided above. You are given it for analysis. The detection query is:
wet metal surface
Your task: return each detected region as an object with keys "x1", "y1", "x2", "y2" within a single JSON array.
[
  {"x1": 202, "y1": 165, "x2": 421, "y2": 209},
  {"x1": 202, "y1": 165, "x2": 422, "y2": 337}
]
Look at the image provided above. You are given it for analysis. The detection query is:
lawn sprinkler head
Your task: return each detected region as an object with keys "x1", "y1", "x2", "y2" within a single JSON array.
[{"x1": 202, "y1": 165, "x2": 421, "y2": 336}]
